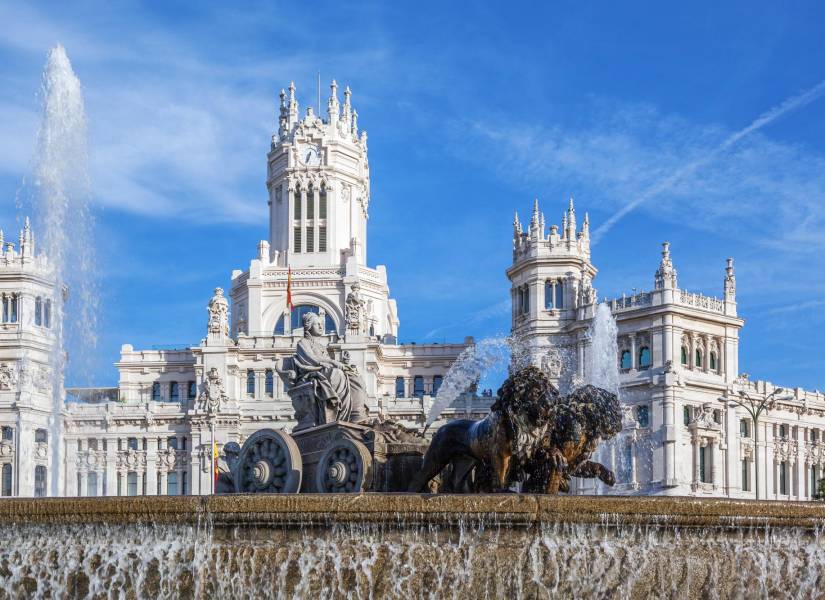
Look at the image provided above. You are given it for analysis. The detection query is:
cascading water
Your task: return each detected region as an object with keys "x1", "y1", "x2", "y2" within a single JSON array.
[{"x1": 28, "y1": 45, "x2": 97, "y2": 496}]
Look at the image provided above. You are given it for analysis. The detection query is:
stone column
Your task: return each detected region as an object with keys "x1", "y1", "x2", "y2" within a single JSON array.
[
  {"x1": 105, "y1": 438, "x2": 117, "y2": 496},
  {"x1": 692, "y1": 435, "x2": 700, "y2": 488},
  {"x1": 78, "y1": 470, "x2": 86, "y2": 497},
  {"x1": 725, "y1": 403, "x2": 738, "y2": 495},
  {"x1": 136, "y1": 471, "x2": 144, "y2": 497},
  {"x1": 712, "y1": 438, "x2": 721, "y2": 490},
  {"x1": 763, "y1": 423, "x2": 774, "y2": 499},
  {"x1": 145, "y1": 438, "x2": 158, "y2": 496},
  {"x1": 629, "y1": 334, "x2": 637, "y2": 371}
]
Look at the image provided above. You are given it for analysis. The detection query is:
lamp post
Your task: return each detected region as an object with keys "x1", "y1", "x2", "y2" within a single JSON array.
[{"x1": 720, "y1": 382, "x2": 793, "y2": 500}]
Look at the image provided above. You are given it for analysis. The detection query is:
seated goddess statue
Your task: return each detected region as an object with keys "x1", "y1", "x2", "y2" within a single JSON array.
[{"x1": 286, "y1": 311, "x2": 368, "y2": 425}]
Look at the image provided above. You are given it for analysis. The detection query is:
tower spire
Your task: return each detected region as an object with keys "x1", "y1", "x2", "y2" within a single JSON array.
[
  {"x1": 724, "y1": 257, "x2": 736, "y2": 300},
  {"x1": 287, "y1": 81, "x2": 298, "y2": 127},
  {"x1": 566, "y1": 196, "x2": 576, "y2": 241},
  {"x1": 327, "y1": 79, "x2": 340, "y2": 124}
]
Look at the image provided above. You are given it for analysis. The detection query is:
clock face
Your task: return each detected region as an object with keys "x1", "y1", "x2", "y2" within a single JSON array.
[{"x1": 301, "y1": 144, "x2": 321, "y2": 166}]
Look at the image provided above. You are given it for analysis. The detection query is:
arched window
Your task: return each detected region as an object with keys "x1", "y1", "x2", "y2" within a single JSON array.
[
  {"x1": 695, "y1": 349, "x2": 702, "y2": 369},
  {"x1": 34, "y1": 465, "x2": 46, "y2": 497},
  {"x1": 637, "y1": 405, "x2": 649, "y2": 428},
  {"x1": 395, "y1": 377, "x2": 405, "y2": 398},
  {"x1": 638, "y1": 347, "x2": 651, "y2": 370},
  {"x1": 2, "y1": 464, "x2": 12, "y2": 496},
  {"x1": 681, "y1": 346, "x2": 688, "y2": 365},
  {"x1": 709, "y1": 352, "x2": 717, "y2": 371},
  {"x1": 413, "y1": 376, "x2": 424, "y2": 398},
  {"x1": 170, "y1": 382, "x2": 179, "y2": 402},
  {"x1": 433, "y1": 375, "x2": 444, "y2": 395},
  {"x1": 246, "y1": 370, "x2": 255, "y2": 396},
  {"x1": 151, "y1": 382, "x2": 161, "y2": 401},
  {"x1": 620, "y1": 350, "x2": 632, "y2": 370},
  {"x1": 35, "y1": 297, "x2": 42, "y2": 326},
  {"x1": 265, "y1": 370, "x2": 274, "y2": 396},
  {"x1": 290, "y1": 305, "x2": 336, "y2": 334}
]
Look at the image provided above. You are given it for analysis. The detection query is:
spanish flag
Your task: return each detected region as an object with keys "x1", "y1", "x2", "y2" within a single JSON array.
[
  {"x1": 213, "y1": 441, "x2": 219, "y2": 488},
  {"x1": 286, "y1": 267, "x2": 294, "y2": 310}
]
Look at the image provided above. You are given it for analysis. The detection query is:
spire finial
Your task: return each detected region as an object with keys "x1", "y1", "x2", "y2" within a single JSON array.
[
  {"x1": 655, "y1": 241, "x2": 677, "y2": 290},
  {"x1": 569, "y1": 196, "x2": 574, "y2": 211}
]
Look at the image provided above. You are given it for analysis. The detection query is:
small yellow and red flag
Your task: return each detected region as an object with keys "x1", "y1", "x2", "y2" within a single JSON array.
[
  {"x1": 213, "y1": 441, "x2": 219, "y2": 487},
  {"x1": 286, "y1": 267, "x2": 294, "y2": 310}
]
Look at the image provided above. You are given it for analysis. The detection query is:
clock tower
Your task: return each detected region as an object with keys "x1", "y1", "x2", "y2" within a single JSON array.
[{"x1": 266, "y1": 80, "x2": 370, "y2": 268}]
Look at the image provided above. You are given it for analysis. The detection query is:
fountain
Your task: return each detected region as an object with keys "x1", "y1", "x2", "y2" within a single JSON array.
[{"x1": 23, "y1": 45, "x2": 98, "y2": 496}]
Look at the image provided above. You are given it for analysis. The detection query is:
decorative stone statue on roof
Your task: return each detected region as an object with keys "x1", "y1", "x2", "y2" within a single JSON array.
[
  {"x1": 207, "y1": 287, "x2": 229, "y2": 338},
  {"x1": 278, "y1": 312, "x2": 367, "y2": 429},
  {"x1": 198, "y1": 367, "x2": 227, "y2": 413},
  {"x1": 345, "y1": 282, "x2": 365, "y2": 333}
]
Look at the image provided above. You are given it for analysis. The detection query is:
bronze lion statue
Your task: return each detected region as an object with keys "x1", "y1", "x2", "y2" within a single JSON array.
[{"x1": 409, "y1": 366, "x2": 623, "y2": 494}]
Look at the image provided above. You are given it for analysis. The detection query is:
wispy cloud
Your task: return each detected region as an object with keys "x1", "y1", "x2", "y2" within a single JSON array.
[{"x1": 592, "y1": 78, "x2": 825, "y2": 243}]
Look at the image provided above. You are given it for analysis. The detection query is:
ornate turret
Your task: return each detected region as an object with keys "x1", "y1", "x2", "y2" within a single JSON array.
[
  {"x1": 654, "y1": 242, "x2": 678, "y2": 290},
  {"x1": 724, "y1": 257, "x2": 736, "y2": 313}
]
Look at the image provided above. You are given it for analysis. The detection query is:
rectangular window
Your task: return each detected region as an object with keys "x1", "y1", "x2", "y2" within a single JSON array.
[
  {"x1": 168, "y1": 437, "x2": 178, "y2": 450},
  {"x1": 293, "y1": 227, "x2": 302, "y2": 253},
  {"x1": 395, "y1": 378, "x2": 405, "y2": 398},
  {"x1": 127, "y1": 472, "x2": 138, "y2": 496},
  {"x1": 683, "y1": 406, "x2": 691, "y2": 426},
  {"x1": 319, "y1": 226, "x2": 327, "y2": 253},
  {"x1": 10, "y1": 295, "x2": 17, "y2": 323},
  {"x1": 812, "y1": 465, "x2": 820, "y2": 498},
  {"x1": 34, "y1": 466, "x2": 47, "y2": 497},
  {"x1": 167, "y1": 472, "x2": 178, "y2": 496},
  {"x1": 1, "y1": 426, "x2": 13, "y2": 441},
  {"x1": 170, "y1": 382, "x2": 179, "y2": 402},
  {"x1": 413, "y1": 376, "x2": 424, "y2": 398},
  {"x1": 740, "y1": 419, "x2": 749, "y2": 437},
  {"x1": 741, "y1": 460, "x2": 749, "y2": 492},
  {"x1": 35, "y1": 297, "x2": 42, "y2": 326},
  {"x1": 432, "y1": 375, "x2": 443, "y2": 395},
  {"x1": 102, "y1": 472, "x2": 107, "y2": 496},
  {"x1": 127, "y1": 437, "x2": 138, "y2": 451},
  {"x1": 152, "y1": 382, "x2": 161, "y2": 401},
  {"x1": 1, "y1": 464, "x2": 11, "y2": 496},
  {"x1": 187, "y1": 381, "x2": 196, "y2": 400},
  {"x1": 306, "y1": 227, "x2": 314, "y2": 253},
  {"x1": 247, "y1": 370, "x2": 255, "y2": 395},
  {"x1": 181, "y1": 472, "x2": 188, "y2": 495},
  {"x1": 44, "y1": 300, "x2": 51, "y2": 328},
  {"x1": 265, "y1": 370, "x2": 274, "y2": 396},
  {"x1": 699, "y1": 446, "x2": 709, "y2": 483},
  {"x1": 87, "y1": 472, "x2": 98, "y2": 497},
  {"x1": 35, "y1": 429, "x2": 48, "y2": 444},
  {"x1": 779, "y1": 461, "x2": 788, "y2": 495}
]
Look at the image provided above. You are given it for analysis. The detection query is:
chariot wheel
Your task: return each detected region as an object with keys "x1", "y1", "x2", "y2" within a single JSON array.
[
  {"x1": 234, "y1": 429, "x2": 302, "y2": 494},
  {"x1": 316, "y1": 438, "x2": 372, "y2": 493}
]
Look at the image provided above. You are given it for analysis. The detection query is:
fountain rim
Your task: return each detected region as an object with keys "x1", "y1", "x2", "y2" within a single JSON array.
[{"x1": 0, "y1": 494, "x2": 823, "y2": 530}]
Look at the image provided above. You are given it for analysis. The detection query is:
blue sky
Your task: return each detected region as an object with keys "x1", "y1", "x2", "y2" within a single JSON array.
[{"x1": 0, "y1": 2, "x2": 823, "y2": 390}]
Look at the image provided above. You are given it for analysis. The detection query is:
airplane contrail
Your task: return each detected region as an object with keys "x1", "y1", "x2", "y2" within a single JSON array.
[{"x1": 591, "y1": 78, "x2": 825, "y2": 245}]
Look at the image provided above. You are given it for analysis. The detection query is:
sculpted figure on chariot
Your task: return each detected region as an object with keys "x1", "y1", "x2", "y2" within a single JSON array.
[{"x1": 280, "y1": 311, "x2": 368, "y2": 427}]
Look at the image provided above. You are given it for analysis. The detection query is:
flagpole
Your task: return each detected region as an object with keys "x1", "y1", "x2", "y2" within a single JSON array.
[{"x1": 211, "y1": 421, "x2": 215, "y2": 495}]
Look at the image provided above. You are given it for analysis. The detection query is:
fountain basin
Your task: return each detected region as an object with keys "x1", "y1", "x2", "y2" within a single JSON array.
[{"x1": 1, "y1": 494, "x2": 823, "y2": 598}]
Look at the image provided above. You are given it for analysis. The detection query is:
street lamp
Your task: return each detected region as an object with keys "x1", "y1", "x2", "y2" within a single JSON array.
[{"x1": 720, "y1": 383, "x2": 793, "y2": 500}]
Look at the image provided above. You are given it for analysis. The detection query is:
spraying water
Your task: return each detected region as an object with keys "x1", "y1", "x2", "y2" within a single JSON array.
[
  {"x1": 29, "y1": 45, "x2": 97, "y2": 496},
  {"x1": 584, "y1": 303, "x2": 619, "y2": 396},
  {"x1": 425, "y1": 337, "x2": 523, "y2": 428}
]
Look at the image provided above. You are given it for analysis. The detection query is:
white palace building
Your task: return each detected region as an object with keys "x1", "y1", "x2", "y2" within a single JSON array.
[{"x1": 0, "y1": 80, "x2": 823, "y2": 501}]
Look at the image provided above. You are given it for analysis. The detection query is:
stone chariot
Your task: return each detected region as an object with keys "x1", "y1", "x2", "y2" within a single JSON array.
[{"x1": 226, "y1": 312, "x2": 427, "y2": 494}]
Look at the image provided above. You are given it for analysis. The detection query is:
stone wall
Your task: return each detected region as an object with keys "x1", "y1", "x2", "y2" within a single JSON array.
[{"x1": 0, "y1": 494, "x2": 823, "y2": 598}]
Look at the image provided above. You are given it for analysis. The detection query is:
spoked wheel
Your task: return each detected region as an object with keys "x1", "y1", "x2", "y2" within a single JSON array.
[
  {"x1": 316, "y1": 438, "x2": 372, "y2": 493},
  {"x1": 234, "y1": 429, "x2": 302, "y2": 494}
]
